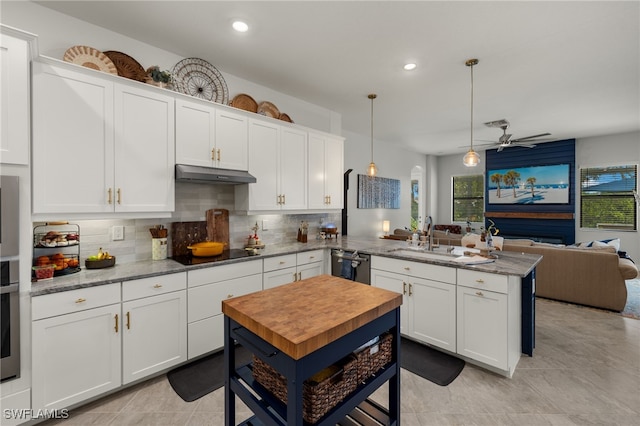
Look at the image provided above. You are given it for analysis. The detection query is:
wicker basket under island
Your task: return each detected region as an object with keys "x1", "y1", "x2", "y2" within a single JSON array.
[{"x1": 222, "y1": 274, "x2": 402, "y2": 426}]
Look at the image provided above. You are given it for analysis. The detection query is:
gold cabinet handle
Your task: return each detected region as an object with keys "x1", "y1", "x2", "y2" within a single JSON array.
[
  {"x1": 211, "y1": 148, "x2": 216, "y2": 161},
  {"x1": 282, "y1": 194, "x2": 285, "y2": 205},
  {"x1": 279, "y1": 261, "x2": 286, "y2": 265},
  {"x1": 117, "y1": 188, "x2": 122, "y2": 205},
  {"x1": 476, "y1": 291, "x2": 484, "y2": 297},
  {"x1": 114, "y1": 313, "x2": 119, "y2": 333},
  {"x1": 404, "y1": 266, "x2": 410, "y2": 271},
  {"x1": 227, "y1": 294, "x2": 234, "y2": 298},
  {"x1": 298, "y1": 272, "x2": 302, "y2": 281},
  {"x1": 309, "y1": 256, "x2": 315, "y2": 260},
  {"x1": 75, "y1": 298, "x2": 86, "y2": 304},
  {"x1": 293, "y1": 272, "x2": 298, "y2": 281},
  {"x1": 217, "y1": 148, "x2": 221, "y2": 161},
  {"x1": 126, "y1": 311, "x2": 131, "y2": 330},
  {"x1": 277, "y1": 195, "x2": 282, "y2": 204},
  {"x1": 409, "y1": 283, "x2": 413, "y2": 296},
  {"x1": 476, "y1": 279, "x2": 485, "y2": 283},
  {"x1": 107, "y1": 188, "x2": 113, "y2": 205},
  {"x1": 153, "y1": 284, "x2": 163, "y2": 289},
  {"x1": 328, "y1": 195, "x2": 331, "y2": 204},
  {"x1": 402, "y1": 281, "x2": 407, "y2": 295}
]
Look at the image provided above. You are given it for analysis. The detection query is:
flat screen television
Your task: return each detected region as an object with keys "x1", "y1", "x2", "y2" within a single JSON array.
[{"x1": 487, "y1": 164, "x2": 570, "y2": 205}]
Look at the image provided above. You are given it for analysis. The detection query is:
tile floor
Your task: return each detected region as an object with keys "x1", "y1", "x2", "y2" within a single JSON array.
[{"x1": 40, "y1": 298, "x2": 640, "y2": 426}]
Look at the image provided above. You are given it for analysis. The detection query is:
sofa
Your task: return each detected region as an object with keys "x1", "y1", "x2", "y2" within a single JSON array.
[{"x1": 392, "y1": 228, "x2": 639, "y2": 312}]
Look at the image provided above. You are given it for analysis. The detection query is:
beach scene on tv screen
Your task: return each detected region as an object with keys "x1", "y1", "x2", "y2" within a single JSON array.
[{"x1": 487, "y1": 164, "x2": 570, "y2": 204}]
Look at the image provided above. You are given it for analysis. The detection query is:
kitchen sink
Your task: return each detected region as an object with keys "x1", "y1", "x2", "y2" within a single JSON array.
[{"x1": 387, "y1": 248, "x2": 459, "y2": 262}]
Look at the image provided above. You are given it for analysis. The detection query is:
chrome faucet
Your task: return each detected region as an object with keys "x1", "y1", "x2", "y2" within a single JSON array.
[{"x1": 425, "y1": 216, "x2": 433, "y2": 251}]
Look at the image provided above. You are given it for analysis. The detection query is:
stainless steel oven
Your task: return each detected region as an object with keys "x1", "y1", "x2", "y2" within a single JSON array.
[{"x1": 1, "y1": 175, "x2": 20, "y2": 382}]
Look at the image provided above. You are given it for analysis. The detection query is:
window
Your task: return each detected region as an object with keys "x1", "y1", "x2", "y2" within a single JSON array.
[
  {"x1": 580, "y1": 164, "x2": 637, "y2": 230},
  {"x1": 452, "y1": 175, "x2": 484, "y2": 222}
]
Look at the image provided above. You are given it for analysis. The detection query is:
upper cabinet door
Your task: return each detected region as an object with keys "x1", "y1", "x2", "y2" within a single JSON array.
[
  {"x1": 0, "y1": 29, "x2": 33, "y2": 165},
  {"x1": 307, "y1": 133, "x2": 327, "y2": 210},
  {"x1": 175, "y1": 99, "x2": 215, "y2": 167},
  {"x1": 247, "y1": 119, "x2": 280, "y2": 210},
  {"x1": 32, "y1": 62, "x2": 115, "y2": 214},
  {"x1": 323, "y1": 135, "x2": 344, "y2": 209},
  {"x1": 280, "y1": 126, "x2": 308, "y2": 210},
  {"x1": 215, "y1": 109, "x2": 248, "y2": 171},
  {"x1": 114, "y1": 84, "x2": 175, "y2": 212}
]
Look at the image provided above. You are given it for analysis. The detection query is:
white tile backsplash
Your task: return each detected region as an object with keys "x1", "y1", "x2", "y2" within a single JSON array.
[{"x1": 34, "y1": 183, "x2": 341, "y2": 264}]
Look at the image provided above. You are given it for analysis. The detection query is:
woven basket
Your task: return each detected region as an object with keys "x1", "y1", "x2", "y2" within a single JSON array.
[
  {"x1": 354, "y1": 332, "x2": 393, "y2": 383},
  {"x1": 252, "y1": 355, "x2": 358, "y2": 424}
]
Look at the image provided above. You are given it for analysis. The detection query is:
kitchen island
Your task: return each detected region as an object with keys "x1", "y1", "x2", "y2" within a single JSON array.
[{"x1": 222, "y1": 274, "x2": 403, "y2": 426}]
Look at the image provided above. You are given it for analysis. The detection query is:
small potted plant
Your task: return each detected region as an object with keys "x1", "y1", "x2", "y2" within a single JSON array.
[{"x1": 146, "y1": 66, "x2": 172, "y2": 88}]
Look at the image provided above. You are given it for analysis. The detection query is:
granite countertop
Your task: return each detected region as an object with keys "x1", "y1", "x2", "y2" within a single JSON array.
[{"x1": 31, "y1": 236, "x2": 542, "y2": 297}]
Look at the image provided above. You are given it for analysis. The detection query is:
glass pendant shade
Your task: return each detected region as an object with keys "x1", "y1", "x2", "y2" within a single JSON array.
[
  {"x1": 368, "y1": 161, "x2": 378, "y2": 176},
  {"x1": 463, "y1": 148, "x2": 480, "y2": 167}
]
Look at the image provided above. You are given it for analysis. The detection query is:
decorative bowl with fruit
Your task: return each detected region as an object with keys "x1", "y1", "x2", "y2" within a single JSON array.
[{"x1": 85, "y1": 248, "x2": 116, "y2": 269}]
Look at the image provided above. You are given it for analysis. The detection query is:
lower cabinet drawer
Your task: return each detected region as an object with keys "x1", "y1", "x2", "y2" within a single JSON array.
[
  {"x1": 457, "y1": 269, "x2": 508, "y2": 294},
  {"x1": 123, "y1": 272, "x2": 186, "y2": 301},
  {"x1": 296, "y1": 249, "x2": 325, "y2": 265},
  {"x1": 188, "y1": 273, "x2": 262, "y2": 322},
  {"x1": 188, "y1": 315, "x2": 223, "y2": 359},
  {"x1": 32, "y1": 283, "x2": 120, "y2": 320}
]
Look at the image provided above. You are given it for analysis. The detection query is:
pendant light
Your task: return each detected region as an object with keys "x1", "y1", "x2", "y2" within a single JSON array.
[
  {"x1": 367, "y1": 93, "x2": 378, "y2": 176},
  {"x1": 463, "y1": 59, "x2": 480, "y2": 167}
]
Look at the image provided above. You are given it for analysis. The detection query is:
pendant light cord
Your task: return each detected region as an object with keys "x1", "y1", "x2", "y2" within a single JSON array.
[
  {"x1": 370, "y1": 94, "x2": 375, "y2": 163},
  {"x1": 470, "y1": 61, "x2": 474, "y2": 151}
]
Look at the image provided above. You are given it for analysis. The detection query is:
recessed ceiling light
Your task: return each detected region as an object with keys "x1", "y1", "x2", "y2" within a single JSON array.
[
  {"x1": 232, "y1": 21, "x2": 249, "y2": 33},
  {"x1": 403, "y1": 63, "x2": 417, "y2": 71}
]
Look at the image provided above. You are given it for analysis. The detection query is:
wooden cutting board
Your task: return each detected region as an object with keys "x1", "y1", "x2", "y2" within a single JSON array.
[
  {"x1": 171, "y1": 221, "x2": 208, "y2": 256},
  {"x1": 206, "y1": 208, "x2": 230, "y2": 246}
]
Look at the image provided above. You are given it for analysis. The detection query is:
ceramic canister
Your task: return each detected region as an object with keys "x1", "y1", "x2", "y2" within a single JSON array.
[{"x1": 152, "y1": 237, "x2": 167, "y2": 260}]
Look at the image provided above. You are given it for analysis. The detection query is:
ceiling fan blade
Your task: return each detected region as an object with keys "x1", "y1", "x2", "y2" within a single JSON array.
[
  {"x1": 496, "y1": 145, "x2": 505, "y2": 152},
  {"x1": 484, "y1": 119, "x2": 510, "y2": 128},
  {"x1": 512, "y1": 132, "x2": 551, "y2": 142},
  {"x1": 515, "y1": 143, "x2": 537, "y2": 148}
]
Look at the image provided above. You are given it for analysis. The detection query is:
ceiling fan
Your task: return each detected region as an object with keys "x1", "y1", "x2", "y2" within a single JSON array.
[{"x1": 480, "y1": 119, "x2": 552, "y2": 152}]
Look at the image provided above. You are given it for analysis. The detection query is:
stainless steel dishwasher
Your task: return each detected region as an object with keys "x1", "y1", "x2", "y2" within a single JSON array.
[{"x1": 330, "y1": 249, "x2": 371, "y2": 284}]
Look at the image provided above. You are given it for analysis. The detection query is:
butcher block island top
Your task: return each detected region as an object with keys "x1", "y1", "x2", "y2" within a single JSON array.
[{"x1": 222, "y1": 274, "x2": 402, "y2": 360}]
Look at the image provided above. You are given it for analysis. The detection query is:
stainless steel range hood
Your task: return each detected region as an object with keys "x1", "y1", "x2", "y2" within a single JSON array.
[{"x1": 175, "y1": 164, "x2": 256, "y2": 184}]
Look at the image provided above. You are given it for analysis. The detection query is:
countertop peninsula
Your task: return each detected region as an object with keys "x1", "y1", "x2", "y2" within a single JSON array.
[{"x1": 31, "y1": 236, "x2": 542, "y2": 296}]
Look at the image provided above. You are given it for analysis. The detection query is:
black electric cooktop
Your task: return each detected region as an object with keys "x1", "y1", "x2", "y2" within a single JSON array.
[{"x1": 172, "y1": 248, "x2": 257, "y2": 266}]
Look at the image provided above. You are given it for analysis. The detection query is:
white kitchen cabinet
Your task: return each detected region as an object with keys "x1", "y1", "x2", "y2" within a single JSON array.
[
  {"x1": 0, "y1": 26, "x2": 36, "y2": 165},
  {"x1": 308, "y1": 132, "x2": 344, "y2": 210},
  {"x1": 114, "y1": 84, "x2": 175, "y2": 213},
  {"x1": 371, "y1": 256, "x2": 456, "y2": 352},
  {"x1": 263, "y1": 250, "x2": 325, "y2": 290},
  {"x1": 215, "y1": 108, "x2": 249, "y2": 171},
  {"x1": 32, "y1": 284, "x2": 121, "y2": 412},
  {"x1": 187, "y1": 260, "x2": 262, "y2": 358},
  {"x1": 456, "y1": 270, "x2": 521, "y2": 376},
  {"x1": 236, "y1": 120, "x2": 307, "y2": 212},
  {"x1": 175, "y1": 99, "x2": 248, "y2": 171},
  {"x1": 121, "y1": 273, "x2": 187, "y2": 384},
  {"x1": 32, "y1": 59, "x2": 175, "y2": 215}
]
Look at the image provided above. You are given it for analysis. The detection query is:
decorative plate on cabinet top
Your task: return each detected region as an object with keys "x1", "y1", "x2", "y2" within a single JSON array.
[
  {"x1": 63, "y1": 45, "x2": 118, "y2": 75},
  {"x1": 230, "y1": 93, "x2": 258, "y2": 113},
  {"x1": 172, "y1": 57, "x2": 229, "y2": 104},
  {"x1": 103, "y1": 50, "x2": 147, "y2": 82},
  {"x1": 257, "y1": 101, "x2": 280, "y2": 118},
  {"x1": 278, "y1": 112, "x2": 294, "y2": 123}
]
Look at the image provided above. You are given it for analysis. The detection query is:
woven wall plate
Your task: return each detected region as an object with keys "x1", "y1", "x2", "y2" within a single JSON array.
[
  {"x1": 172, "y1": 57, "x2": 229, "y2": 104},
  {"x1": 230, "y1": 93, "x2": 258, "y2": 113},
  {"x1": 103, "y1": 51, "x2": 147, "y2": 82},
  {"x1": 257, "y1": 101, "x2": 280, "y2": 119},
  {"x1": 63, "y1": 45, "x2": 118, "y2": 75},
  {"x1": 278, "y1": 113, "x2": 294, "y2": 123}
]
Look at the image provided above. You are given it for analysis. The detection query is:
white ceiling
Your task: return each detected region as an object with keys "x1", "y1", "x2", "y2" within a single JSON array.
[{"x1": 35, "y1": 1, "x2": 640, "y2": 156}]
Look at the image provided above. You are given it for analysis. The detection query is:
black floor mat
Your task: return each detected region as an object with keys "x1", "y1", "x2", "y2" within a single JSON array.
[
  {"x1": 167, "y1": 345, "x2": 252, "y2": 402},
  {"x1": 400, "y1": 337, "x2": 465, "y2": 386}
]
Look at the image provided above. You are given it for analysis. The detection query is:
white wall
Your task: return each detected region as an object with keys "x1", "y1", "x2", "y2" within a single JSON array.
[
  {"x1": 575, "y1": 131, "x2": 640, "y2": 260},
  {"x1": 343, "y1": 129, "x2": 427, "y2": 237}
]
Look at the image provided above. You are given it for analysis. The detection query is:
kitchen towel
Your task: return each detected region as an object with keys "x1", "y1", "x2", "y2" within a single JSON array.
[{"x1": 340, "y1": 259, "x2": 355, "y2": 280}]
